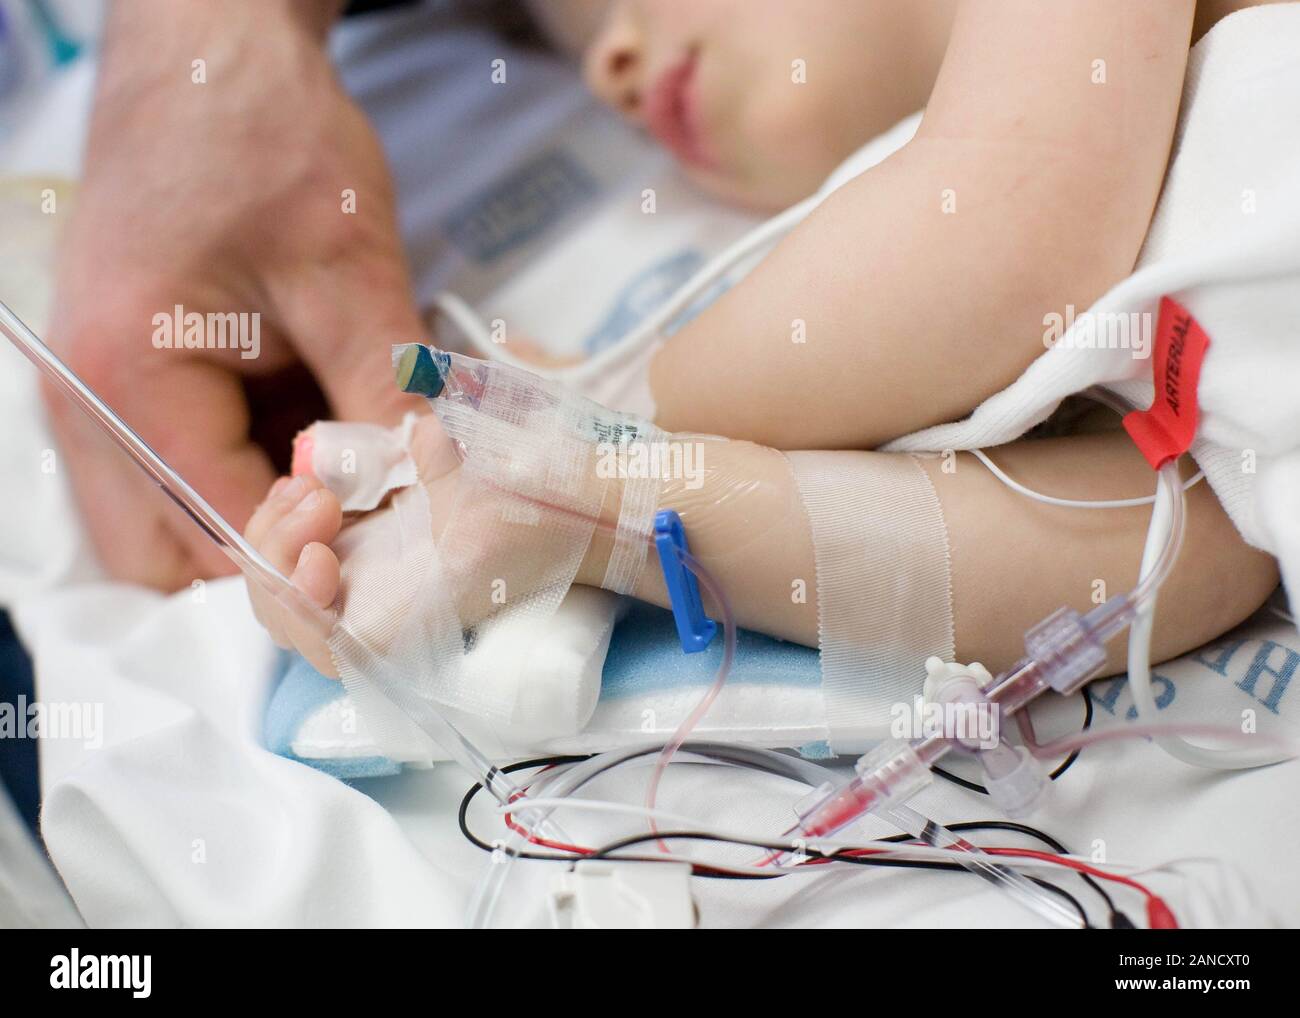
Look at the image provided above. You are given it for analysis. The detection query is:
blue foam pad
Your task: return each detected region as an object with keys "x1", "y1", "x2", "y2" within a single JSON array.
[
  {"x1": 266, "y1": 604, "x2": 823, "y2": 779},
  {"x1": 601, "y1": 602, "x2": 820, "y2": 697},
  {"x1": 264, "y1": 655, "x2": 402, "y2": 780}
]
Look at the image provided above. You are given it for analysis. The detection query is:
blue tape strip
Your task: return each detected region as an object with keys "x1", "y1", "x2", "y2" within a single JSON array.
[{"x1": 654, "y1": 509, "x2": 717, "y2": 654}]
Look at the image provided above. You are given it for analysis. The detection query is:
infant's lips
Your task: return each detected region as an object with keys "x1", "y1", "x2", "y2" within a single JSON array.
[{"x1": 644, "y1": 49, "x2": 713, "y2": 170}]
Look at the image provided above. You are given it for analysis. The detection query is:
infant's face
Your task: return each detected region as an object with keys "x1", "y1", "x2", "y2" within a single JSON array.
[{"x1": 562, "y1": 0, "x2": 936, "y2": 210}]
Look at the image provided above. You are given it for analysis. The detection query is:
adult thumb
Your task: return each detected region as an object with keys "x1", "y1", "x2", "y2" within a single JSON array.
[{"x1": 280, "y1": 254, "x2": 430, "y2": 428}]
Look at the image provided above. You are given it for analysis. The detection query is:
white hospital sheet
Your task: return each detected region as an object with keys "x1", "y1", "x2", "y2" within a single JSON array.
[{"x1": 18, "y1": 577, "x2": 1297, "y2": 928}]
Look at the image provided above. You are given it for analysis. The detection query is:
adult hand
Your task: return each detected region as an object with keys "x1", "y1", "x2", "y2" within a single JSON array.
[{"x1": 45, "y1": 0, "x2": 426, "y2": 589}]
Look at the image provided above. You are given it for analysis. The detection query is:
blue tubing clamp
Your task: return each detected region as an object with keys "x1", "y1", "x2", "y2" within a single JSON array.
[{"x1": 654, "y1": 509, "x2": 717, "y2": 654}]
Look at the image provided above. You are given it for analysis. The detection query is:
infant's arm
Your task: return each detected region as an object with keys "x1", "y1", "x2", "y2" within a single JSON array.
[
  {"x1": 247, "y1": 418, "x2": 1276, "y2": 682},
  {"x1": 650, "y1": 0, "x2": 1196, "y2": 450},
  {"x1": 612, "y1": 429, "x2": 1276, "y2": 677}
]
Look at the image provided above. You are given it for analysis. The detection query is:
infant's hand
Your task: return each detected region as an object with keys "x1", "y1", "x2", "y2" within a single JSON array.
[
  {"x1": 242, "y1": 415, "x2": 459, "y2": 675},
  {"x1": 244, "y1": 409, "x2": 623, "y2": 675},
  {"x1": 243, "y1": 473, "x2": 345, "y2": 678},
  {"x1": 244, "y1": 412, "x2": 529, "y2": 675}
]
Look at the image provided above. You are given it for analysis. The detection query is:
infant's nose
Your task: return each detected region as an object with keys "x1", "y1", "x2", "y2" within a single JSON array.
[{"x1": 583, "y1": 11, "x2": 644, "y2": 117}]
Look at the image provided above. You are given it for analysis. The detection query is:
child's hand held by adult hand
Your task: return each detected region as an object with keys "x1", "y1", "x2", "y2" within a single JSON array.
[{"x1": 45, "y1": 0, "x2": 426, "y2": 591}]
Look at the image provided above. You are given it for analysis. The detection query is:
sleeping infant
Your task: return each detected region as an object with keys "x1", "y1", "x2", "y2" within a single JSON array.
[{"x1": 246, "y1": 1, "x2": 1280, "y2": 716}]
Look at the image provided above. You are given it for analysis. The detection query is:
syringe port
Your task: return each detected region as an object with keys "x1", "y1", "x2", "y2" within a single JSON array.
[
  {"x1": 790, "y1": 742, "x2": 931, "y2": 841},
  {"x1": 854, "y1": 740, "x2": 932, "y2": 812},
  {"x1": 1024, "y1": 605, "x2": 1107, "y2": 695}
]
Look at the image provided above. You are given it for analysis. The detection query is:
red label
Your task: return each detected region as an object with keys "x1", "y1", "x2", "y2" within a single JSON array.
[{"x1": 1122, "y1": 297, "x2": 1210, "y2": 470}]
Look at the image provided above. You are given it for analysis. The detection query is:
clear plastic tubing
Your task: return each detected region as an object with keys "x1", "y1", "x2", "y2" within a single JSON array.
[
  {"x1": 1, "y1": 299, "x2": 708, "y2": 856},
  {"x1": 0, "y1": 299, "x2": 527, "y2": 810},
  {"x1": 467, "y1": 551, "x2": 738, "y2": 926},
  {"x1": 432, "y1": 193, "x2": 819, "y2": 383},
  {"x1": 790, "y1": 461, "x2": 1187, "y2": 844},
  {"x1": 469, "y1": 741, "x2": 826, "y2": 928},
  {"x1": 644, "y1": 549, "x2": 736, "y2": 828}
]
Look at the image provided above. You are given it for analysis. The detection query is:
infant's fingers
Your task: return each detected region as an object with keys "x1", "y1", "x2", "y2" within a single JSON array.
[
  {"x1": 260, "y1": 485, "x2": 343, "y2": 578},
  {"x1": 408, "y1": 414, "x2": 460, "y2": 483},
  {"x1": 283, "y1": 541, "x2": 342, "y2": 678},
  {"x1": 245, "y1": 476, "x2": 322, "y2": 646},
  {"x1": 243, "y1": 478, "x2": 294, "y2": 646},
  {"x1": 245, "y1": 474, "x2": 320, "y2": 549},
  {"x1": 249, "y1": 482, "x2": 341, "y2": 655},
  {"x1": 247, "y1": 580, "x2": 291, "y2": 651},
  {"x1": 290, "y1": 541, "x2": 340, "y2": 609}
]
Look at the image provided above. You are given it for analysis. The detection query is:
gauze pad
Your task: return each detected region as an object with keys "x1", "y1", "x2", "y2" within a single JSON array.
[{"x1": 291, "y1": 414, "x2": 420, "y2": 512}]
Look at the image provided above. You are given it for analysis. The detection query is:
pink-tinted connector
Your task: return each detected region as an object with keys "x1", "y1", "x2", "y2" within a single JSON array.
[
  {"x1": 792, "y1": 741, "x2": 933, "y2": 841},
  {"x1": 789, "y1": 594, "x2": 1144, "y2": 843}
]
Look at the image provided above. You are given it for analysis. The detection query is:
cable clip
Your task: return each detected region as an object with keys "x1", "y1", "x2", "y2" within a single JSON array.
[{"x1": 654, "y1": 509, "x2": 717, "y2": 654}]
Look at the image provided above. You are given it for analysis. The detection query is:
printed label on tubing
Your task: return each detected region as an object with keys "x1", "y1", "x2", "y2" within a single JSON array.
[{"x1": 1123, "y1": 296, "x2": 1210, "y2": 470}]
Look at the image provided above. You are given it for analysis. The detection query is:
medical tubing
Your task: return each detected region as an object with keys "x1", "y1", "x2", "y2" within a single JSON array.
[
  {"x1": 627, "y1": 755, "x2": 1076, "y2": 926},
  {"x1": 1129, "y1": 461, "x2": 1186, "y2": 611},
  {"x1": 966, "y1": 412, "x2": 1286, "y2": 772},
  {"x1": 488, "y1": 768, "x2": 1138, "y2": 881},
  {"x1": 1127, "y1": 465, "x2": 1294, "y2": 770},
  {"x1": 644, "y1": 550, "x2": 736, "y2": 830},
  {"x1": 469, "y1": 741, "x2": 1073, "y2": 927},
  {"x1": 468, "y1": 741, "x2": 807, "y2": 927},
  {"x1": 469, "y1": 744, "x2": 666, "y2": 927},
  {"x1": 433, "y1": 195, "x2": 818, "y2": 383},
  {"x1": 0, "y1": 300, "x2": 546, "y2": 814},
  {"x1": 468, "y1": 545, "x2": 734, "y2": 927},
  {"x1": 1013, "y1": 387, "x2": 1183, "y2": 611},
  {"x1": 882, "y1": 803, "x2": 1082, "y2": 929},
  {"x1": 790, "y1": 463, "x2": 1190, "y2": 845},
  {"x1": 0, "y1": 300, "x2": 293, "y2": 603},
  {"x1": 971, "y1": 446, "x2": 1204, "y2": 510},
  {"x1": 1022, "y1": 720, "x2": 1296, "y2": 761}
]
